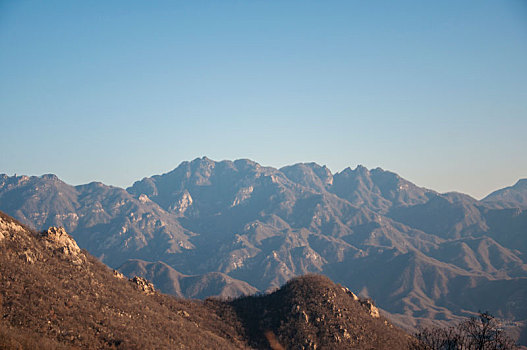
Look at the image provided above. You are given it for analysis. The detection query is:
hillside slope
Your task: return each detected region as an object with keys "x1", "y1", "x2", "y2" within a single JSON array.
[
  {"x1": 0, "y1": 212, "x2": 248, "y2": 349},
  {"x1": 0, "y1": 211, "x2": 409, "y2": 349},
  {"x1": 216, "y1": 274, "x2": 412, "y2": 349},
  {"x1": 483, "y1": 179, "x2": 527, "y2": 209}
]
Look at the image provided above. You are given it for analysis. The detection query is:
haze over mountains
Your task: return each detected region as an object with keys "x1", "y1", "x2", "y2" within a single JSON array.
[{"x1": 1, "y1": 157, "x2": 526, "y2": 343}]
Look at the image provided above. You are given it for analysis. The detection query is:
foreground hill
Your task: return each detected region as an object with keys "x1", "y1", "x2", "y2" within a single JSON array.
[
  {"x1": 1, "y1": 158, "x2": 526, "y2": 344},
  {"x1": 212, "y1": 274, "x2": 411, "y2": 349},
  {"x1": 0, "y1": 212, "x2": 247, "y2": 349},
  {"x1": 0, "y1": 211, "x2": 409, "y2": 349}
]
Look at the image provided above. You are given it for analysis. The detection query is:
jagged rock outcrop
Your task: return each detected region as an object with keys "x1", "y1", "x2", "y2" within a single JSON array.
[
  {"x1": 129, "y1": 276, "x2": 156, "y2": 295},
  {"x1": 0, "y1": 215, "x2": 26, "y2": 240},
  {"x1": 39, "y1": 226, "x2": 85, "y2": 265},
  {"x1": 169, "y1": 190, "x2": 193, "y2": 214},
  {"x1": 341, "y1": 286, "x2": 359, "y2": 301},
  {"x1": 113, "y1": 269, "x2": 125, "y2": 279},
  {"x1": 359, "y1": 298, "x2": 380, "y2": 318}
]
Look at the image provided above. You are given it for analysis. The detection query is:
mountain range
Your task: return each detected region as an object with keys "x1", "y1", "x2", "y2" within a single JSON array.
[
  {"x1": 0, "y1": 211, "x2": 410, "y2": 349},
  {"x1": 1, "y1": 157, "x2": 526, "y2": 344}
]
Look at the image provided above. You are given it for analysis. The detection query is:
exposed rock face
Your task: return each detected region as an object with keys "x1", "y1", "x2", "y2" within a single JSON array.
[
  {"x1": 39, "y1": 226, "x2": 84, "y2": 265},
  {"x1": 0, "y1": 216, "x2": 26, "y2": 240},
  {"x1": 341, "y1": 287, "x2": 359, "y2": 301},
  {"x1": 169, "y1": 190, "x2": 193, "y2": 214},
  {"x1": 18, "y1": 250, "x2": 36, "y2": 264},
  {"x1": 359, "y1": 298, "x2": 380, "y2": 318},
  {"x1": 138, "y1": 194, "x2": 150, "y2": 203},
  {"x1": 129, "y1": 276, "x2": 156, "y2": 295},
  {"x1": 232, "y1": 186, "x2": 254, "y2": 207},
  {"x1": 113, "y1": 270, "x2": 125, "y2": 279}
]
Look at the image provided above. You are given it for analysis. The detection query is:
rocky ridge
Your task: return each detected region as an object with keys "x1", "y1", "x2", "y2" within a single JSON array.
[
  {"x1": 1, "y1": 158, "x2": 526, "y2": 344},
  {"x1": 483, "y1": 179, "x2": 527, "y2": 209}
]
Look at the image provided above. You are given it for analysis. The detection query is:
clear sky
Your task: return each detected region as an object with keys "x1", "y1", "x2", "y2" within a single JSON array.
[{"x1": 1, "y1": 0, "x2": 526, "y2": 199}]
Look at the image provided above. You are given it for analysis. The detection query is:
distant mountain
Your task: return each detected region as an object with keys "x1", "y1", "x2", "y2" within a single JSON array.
[
  {"x1": 0, "y1": 173, "x2": 193, "y2": 268},
  {"x1": 483, "y1": 179, "x2": 527, "y2": 209},
  {"x1": 118, "y1": 259, "x2": 258, "y2": 299},
  {"x1": 481, "y1": 206, "x2": 527, "y2": 257},
  {"x1": 329, "y1": 165, "x2": 432, "y2": 214},
  {"x1": 1, "y1": 158, "x2": 526, "y2": 344},
  {"x1": 388, "y1": 192, "x2": 488, "y2": 239},
  {"x1": 0, "y1": 211, "x2": 408, "y2": 349}
]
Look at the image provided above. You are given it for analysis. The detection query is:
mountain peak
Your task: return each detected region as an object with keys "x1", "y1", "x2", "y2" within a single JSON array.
[
  {"x1": 355, "y1": 164, "x2": 369, "y2": 173},
  {"x1": 483, "y1": 178, "x2": 527, "y2": 208},
  {"x1": 192, "y1": 155, "x2": 215, "y2": 164},
  {"x1": 233, "y1": 158, "x2": 262, "y2": 171},
  {"x1": 280, "y1": 162, "x2": 333, "y2": 190},
  {"x1": 40, "y1": 174, "x2": 59, "y2": 181},
  {"x1": 338, "y1": 165, "x2": 370, "y2": 177},
  {"x1": 514, "y1": 178, "x2": 527, "y2": 188}
]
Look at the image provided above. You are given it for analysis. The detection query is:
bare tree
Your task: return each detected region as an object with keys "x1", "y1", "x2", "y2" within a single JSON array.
[
  {"x1": 410, "y1": 312, "x2": 518, "y2": 350},
  {"x1": 411, "y1": 325, "x2": 463, "y2": 350},
  {"x1": 459, "y1": 312, "x2": 517, "y2": 350}
]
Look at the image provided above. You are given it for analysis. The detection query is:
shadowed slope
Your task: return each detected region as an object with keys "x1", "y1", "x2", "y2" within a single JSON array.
[{"x1": 211, "y1": 274, "x2": 411, "y2": 349}]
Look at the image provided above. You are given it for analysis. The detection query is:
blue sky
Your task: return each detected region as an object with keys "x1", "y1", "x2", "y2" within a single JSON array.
[{"x1": 1, "y1": 0, "x2": 526, "y2": 198}]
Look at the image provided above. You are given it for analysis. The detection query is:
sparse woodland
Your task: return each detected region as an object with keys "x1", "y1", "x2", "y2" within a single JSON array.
[{"x1": 411, "y1": 312, "x2": 518, "y2": 350}]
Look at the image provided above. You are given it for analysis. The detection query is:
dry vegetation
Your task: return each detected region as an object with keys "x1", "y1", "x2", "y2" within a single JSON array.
[
  {"x1": 411, "y1": 312, "x2": 518, "y2": 350},
  {"x1": 1, "y1": 211, "x2": 411, "y2": 349},
  {"x1": 210, "y1": 274, "x2": 412, "y2": 349},
  {"x1": 0, "y1": 212, "x2": 247, "y2": 349}
]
